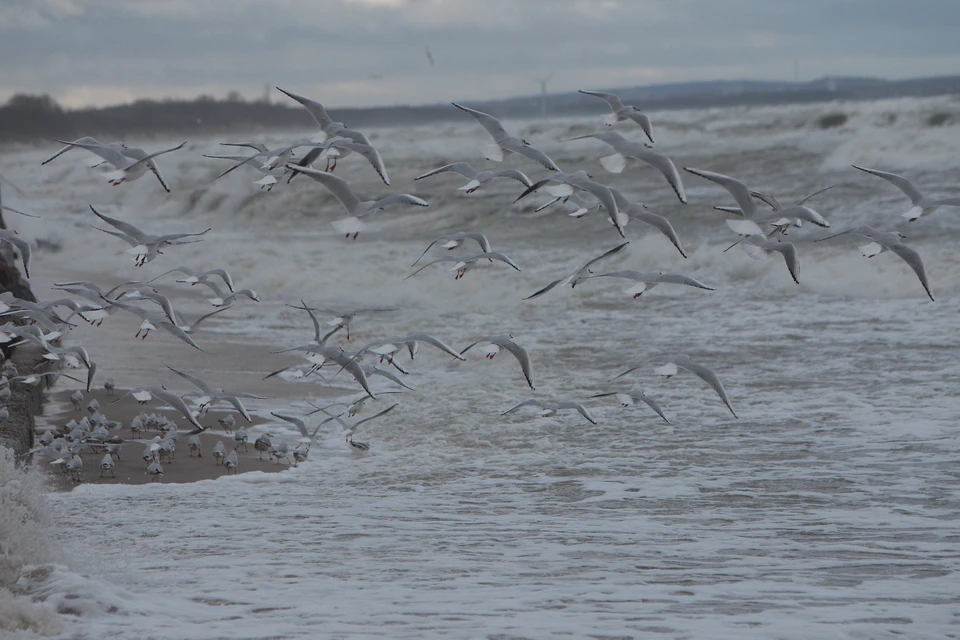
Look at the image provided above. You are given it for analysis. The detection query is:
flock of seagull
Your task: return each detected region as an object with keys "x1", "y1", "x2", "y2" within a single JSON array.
[{"x1": 2, "y1": 85, "x2": 956, "y2": 483}]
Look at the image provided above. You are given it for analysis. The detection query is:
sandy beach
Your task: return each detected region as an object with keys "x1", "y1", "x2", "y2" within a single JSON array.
[{"x1": 37, "y1": 387, "x2": 291, "y2": 490}]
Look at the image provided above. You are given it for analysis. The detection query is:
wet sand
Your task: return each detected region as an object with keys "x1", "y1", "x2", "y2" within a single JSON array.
[{"x1": 38, "y1": 388, "x2": 292, "y2": 491}]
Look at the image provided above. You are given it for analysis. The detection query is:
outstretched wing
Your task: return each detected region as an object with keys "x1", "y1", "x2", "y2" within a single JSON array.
[
  {"x1": 852, "y1": 165, "x2": 923, "y2": 205},
  {"x1": 451, "y1": 103, "x2": 510, "y2": 142}
]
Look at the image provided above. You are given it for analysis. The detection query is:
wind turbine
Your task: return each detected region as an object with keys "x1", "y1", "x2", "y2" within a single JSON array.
[{"x1": 534, "y1": 73, "x2": 554, "y2": 118}]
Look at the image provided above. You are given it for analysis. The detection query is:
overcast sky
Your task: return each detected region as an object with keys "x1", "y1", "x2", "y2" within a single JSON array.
[{"x1": 2, "y1": 0, "x2": 959, "y2": 110}]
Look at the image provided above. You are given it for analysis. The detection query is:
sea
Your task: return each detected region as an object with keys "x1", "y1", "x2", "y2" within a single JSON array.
[{"x1": 0, "y1": 92, "x2": 958, "y2": 639}]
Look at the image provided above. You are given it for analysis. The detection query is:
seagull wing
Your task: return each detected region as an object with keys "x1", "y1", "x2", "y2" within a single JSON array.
[
  {"x1": 415, "y1": 162, "x2": 477, "y2": 181},
  {"x1": 852, "y1": 165, "x2": 923, "y2": 205},
  {"x1": 684, "y1": 167, "x2": 754, "y2": 215},
  {"x1": 888, "y1": 242, "x2": 934, "y2": 301},
  {"x1": 451, "y1": 103, "x2": 509, "y2": 142},
  {"x1": 285, "y1": 165, "x2": 362, "y2": 213},
  {"x1": 627, "y1": 210, "x2": 687, "y2": 258},
  {"x1": 677, "y1": 359, "x2": 738, "y2": 419}
]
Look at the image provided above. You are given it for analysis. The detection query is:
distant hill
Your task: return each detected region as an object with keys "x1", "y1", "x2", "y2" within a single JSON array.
[{"x1": 1, "y1": 75, "x2": 958, "y2": 143}]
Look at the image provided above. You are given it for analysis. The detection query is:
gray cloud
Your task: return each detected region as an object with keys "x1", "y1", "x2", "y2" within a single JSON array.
[{"x1": 2, "y1": 0, "x2": 958, "y2": 108}]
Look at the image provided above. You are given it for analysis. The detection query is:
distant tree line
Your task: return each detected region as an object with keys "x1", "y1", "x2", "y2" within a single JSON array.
[
  {"x1": 1, "y1": 75, "x2": 957, "y2": 144},
  {"x1": 0, "y1": 92, "x2": 461, "y2": 143}
]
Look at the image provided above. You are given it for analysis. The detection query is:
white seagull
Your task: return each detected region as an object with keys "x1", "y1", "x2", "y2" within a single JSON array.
[
  {"x1": 585, "y1": 270, "x2": 715, "y2": 298},
  {"x1": 566, "y1": 132, "x2": 686, "y2": 203},
  {"x1": 614, "y1": 354, "x2": 738, "y2": 419},
  {"x1": 414, "y1": 162, "x2": 533, "y2": 193},
  {"x1": 502, "y1": 399, "x2": 597, "y2": 425},
  {"x1": 684, "y1": 167, "x2": 830, "y2": 236},
  {"x1": 853, "y1": 164, "x2": 960, "y2": 221},
  {"x1": 412, "y1": 231, "x2": 493, "y2": 265},
  {"x1": 460, "y1": 334, "x2": 535, "y2": 390},
  {"x1": 88, "y1": 205, "x2": 210, "y2": 267},
  {"x1": 591, "y1": 387, "x2": 671, "y2": 424},
  {"x1": 404, "y1": 252, "x2": 521, "y2": 280},
  {"x1": 48, "y1": 138, "x2": 186, "y2": 191},
  {"x1": 284, "y1": 165, "x2": 428, "y2": 239},
  {"x1": 579, "y1": 89, "x2": 655, "y2": 142},
  {"x1": 525, "y1": 241, "x2": 629, "y2": 299},
  {"x1": 815, "y1": 225, "x2": 933, "y2": 301},
  {"x1": 452, "y1": 103, "x2": 560, "y2": 171}
]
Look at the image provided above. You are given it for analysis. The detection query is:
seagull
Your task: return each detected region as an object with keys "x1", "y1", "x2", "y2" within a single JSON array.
[
  {"x1": 853, "y1": 165, "x2": 960, "y2": 221},
  {"x1": 614, "y1": 354, "x2": 737, "y2": 419},
  {"x1": 524, "y1": 242, "x2": 629, "y2": 299},
  {"x1": 515, "y1": 171, "x2": 625, "y2": 237},
  {"x1": 70, "y1": 390, "x2": 83, "y2": 411},
  {"x1": 224, "y1": 448, "x2": 239, "y2": 474},
  {"x1": 284, "y1": 165, "x2": 428, "y2": 239},
  {"x1": 411, "y1": 232, "x2": 493, "y2": 266},
  {"x1": 188, "y1": 434, "x2": 201, "y2": 457},
  {"x1": 713, "y1": 185, "x2": 835, "y2": 234},
  {"x1": 404, "y1": 252, "x2": 521, "y2": 280},
  {"x1": 212, "y1": 440, "x2": 226, "y2": 464},
  {"x1": 66, "y1": 454, "x2": 83, "y2": 482},
  {"x1": 271, "y1": 412, "x2": 324, "y2": 450},
  {"x1": 146, "y1": 459, "x2": 163, "y2": 481},
  {"x1": 49, "y1": 139, "x2": 186, "y2": 191},
  {"x1": 99, "y1": 453, "x2": 116, "y2": 477},
  {"x1": 88, "y1": 205, "x2": 211, "y2": 266},
  {"x1": 0, "y1": 230, "x2": 32, "y2": 277},
  {"x1": 732, "y1": 234, "x2": 801, "y2": 285},
  {"x1": 502, "y1": 399, "x2": 597, "y2": 425},
  {"x1": 218, "y1": 414, "x2": 236, "y2": 433},
  {"x1": 590, "y1": 388, "x2": 671, "y2": 424},
  {"x1": 579, "y1": 90, "x2": 655, "y2": 142},
  {"x1": 535, "y1": 191, "x2": 601, "y2": 219},
  {"x1": 354, "y1": 333, "x2": 467, "y2": 364},
  {"x1": 684, "y1": 167, "x2": 830, "y2": 236},
  {"x1": 815, "y1": 225, "x2": 933, "y2": 301},
  {"x1": 286, "y1": 137, "x2": 390, "y2": 184},
  {"x1": 163, "y1": 362, "x2": 263, "y2": 423},
  {"x1": 566, "y1": 132, "x2": 686, "y2": 203},
  {"x1": 451, "y1": 103, "x2": 560, "y2": 171},
  {"x1": 608, "y1": 187, "x2": 688, "y2": 258},
  {"x1": 203, "y1": 152, "x2": 289, "y2": 190},
  {"x1": 414, "y1": 162, "x2": 533, "y2": 193},
  {"x1": 117, "y1": 287, "x2": 180, "y2": 324},
  {"x1": 254, "y1": 433, "x2": 272, "y2": 460},
  {"x1": 585, "y1": 270, "x2": 715, "y2": 298},
  {"x1": 103, "y1": 377, "x2": 115, "y2": 395},
  {"x1": 148, "y1": 266, "x2": 235, "y2": 293},
  {"x1": 293, "y1": 305, "x2": 398, "y2": 341},
  {"x1": 275, "y1": 88, "x2": 380, "y2": 148},
  {"x1": 192, "y1": 280, "x2": 260, "y2": 307},
  {"x1": 460, "y1": 334, "x2": 535, "y2": 390},
  {"x1": 118, "y1": 386, "x2": 205, "y2": 430},
  {"x1": 101, "y1": 299, "x2": 204, "y2": 350},
  {"x1": 315, "y1": 403, "x2": 399, "y2": 450}
]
